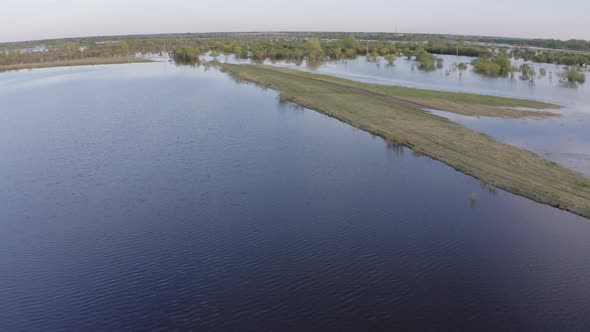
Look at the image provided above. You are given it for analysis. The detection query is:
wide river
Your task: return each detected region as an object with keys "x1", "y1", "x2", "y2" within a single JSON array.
[{"x1": 1, "y1": 62, "x2": 589, "y2": 330}]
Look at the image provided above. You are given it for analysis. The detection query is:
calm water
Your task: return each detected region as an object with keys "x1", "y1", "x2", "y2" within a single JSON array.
[
  {"x1": 224, "y1": 54, "x2": 590, "y2": 175},
  {"x1": 1, "y1": 63, "x2": 590, "y2": 331},
  {"x1": 227, "y1": 54, "x2": 590, "y2": 112},
  {"x1": 427, "y1": 108, "x2": 590, "y2": 176}
]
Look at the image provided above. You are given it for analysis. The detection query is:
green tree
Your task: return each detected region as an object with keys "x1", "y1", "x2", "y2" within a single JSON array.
[
  {"x1": 341, "y1": 35, "x2": 359, "y2": 49},
  {"x1": 116, "y1": 41, "x2": 129, "y2": 56},
  {"x1": 66, "y1": 42, "x2": 79, "y2": 61},
  {"x1": 329, "y1": 47, "x2": 343, "y2": 60},
  {"x1": 539, "y1": 67, "x2": 547, "y2": 77},
  {"x1": 125, "y1": 38, "x2": 137, "y2": 53},
  {"x1": 344, "y1": 48, "x2": 356, "y2": 58},
  {"x1": 305, "y1": 37, "x2": 324, "y2": 64},
  {"x1": 494, "y1": 56, "x2": 512, "y2": 76},
  {"x1": 385, "y1": 54, "x2": 397, "y2": 65},
  {"x1": 232, "y1": 45, "x2": 242, "y2": 56},
  {"x1": 8, "y1": 48, "x2": 20, "y2": 61},
  {"x1": 224, "y1": 44, "x2": 233, "y2": 55},
  {"x1": 563, "y1": 67, "x2": 586, "y2": 84}
]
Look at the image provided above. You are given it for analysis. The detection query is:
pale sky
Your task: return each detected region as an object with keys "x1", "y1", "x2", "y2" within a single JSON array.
[{"x1": 2, "y1": 0, "x2": 589, "y2": 43}]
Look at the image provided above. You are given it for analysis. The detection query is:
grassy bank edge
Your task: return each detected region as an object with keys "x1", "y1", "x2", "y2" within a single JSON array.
[{"x1": 219, "y1": 63, "x2": 590, "y2": 219}]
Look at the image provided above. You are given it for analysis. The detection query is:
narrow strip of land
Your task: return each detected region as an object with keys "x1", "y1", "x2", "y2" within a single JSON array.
[
  {"x1": 0, "y1": 57, "x2": 153, "y2": 72},
  {"x1": 220, "y1": 63, "x2": 590, "y2": 218}
]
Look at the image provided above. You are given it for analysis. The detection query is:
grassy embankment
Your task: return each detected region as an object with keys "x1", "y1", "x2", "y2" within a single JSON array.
[
  {"x1": 220, "y1": 63, "x2": 590, "y2": 218},
  {"x1": 0, "y1": 57, "x2": 152, "y2": 72}
]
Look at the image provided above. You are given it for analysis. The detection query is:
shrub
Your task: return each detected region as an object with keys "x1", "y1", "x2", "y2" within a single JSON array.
[
  {"x1": 473, "y1": 56, "x2": 513, "y2": 77},
  {"x1": 565, "y1": 68, "x2": 586, "y2": 83}
]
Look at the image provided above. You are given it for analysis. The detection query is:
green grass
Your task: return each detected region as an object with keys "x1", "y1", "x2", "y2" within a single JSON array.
[
  {"x1": 0, "y1": 57, "x2": 153, "y2": 72},
  {"x1": 220, "y1": 63, "x2": 590, "y2": 219},
  {"x1": 286, "y1": 69, "x2": 560, "y2": 118}
]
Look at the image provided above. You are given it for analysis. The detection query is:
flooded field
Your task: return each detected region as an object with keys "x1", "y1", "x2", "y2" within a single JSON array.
[{"x1": 218, "y1": 53, "x2": 590, "y2": 175}]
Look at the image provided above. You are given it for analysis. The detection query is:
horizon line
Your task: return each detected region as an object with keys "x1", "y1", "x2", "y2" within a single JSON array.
[{"x1": 2, "y1": 30, "x2": 589, "y2": 45}]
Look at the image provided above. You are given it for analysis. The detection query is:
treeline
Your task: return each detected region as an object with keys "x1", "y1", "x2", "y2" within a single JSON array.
[
  {"x1": 478, "y1": 37, "x2": 590, "y2": 52},
  {"x1": 169, "y1": 35, "x2": 589, "y2": 68},
  {"x1": 2, "y1": 32, "x2": 589, "y2": 71},
  {"x1": 172, "y1": 35, "x2": 401, "y2": 65},
  {"x1": 0, "y1": 38, "x2": 140, "y2": 66},
  {"x1": 345, "y1": 33, "x2": 590, "y2": 52},
  {"x1": 172, "y1": 36, "x2": 450, "y2": 72},
  {"x1": 255, "y1": 32, "x2": 590, "y2": 52},
  {"x1": 510, "y1": 48, "x2": 590, "y2": 66},
  {"x1": 170, "y1": 35, "x2": 588, "y2": 85}
]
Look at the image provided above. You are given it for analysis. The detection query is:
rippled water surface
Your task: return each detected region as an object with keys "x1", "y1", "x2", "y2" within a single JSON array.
[{"x1": 1, "y1": 62, "x2": 590, "y2": 331}]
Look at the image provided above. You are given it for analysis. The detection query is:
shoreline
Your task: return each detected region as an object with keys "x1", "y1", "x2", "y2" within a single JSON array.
[
  {"x1": 0, "y1": 57, "x2": 154, "y2": 72},
  {"x1": 219, "y1": 63, "x2": 590, "y2": 219}
]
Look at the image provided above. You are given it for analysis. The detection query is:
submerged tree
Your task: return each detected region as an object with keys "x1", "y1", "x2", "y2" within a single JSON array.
[
  {"x1": 339, "y1": 35, "x2": 359, "y2": 59},
  {"x1": 210, "y1": 50, "x2": 221, "y2": 60},
  {"x1": 413, "y1": 48, "x2": 439, "y2": 71},
  {"x1": 173, "y1": 47, "x2": 202, "y2": 63},
  {"x1": 305, "y1": 37, "x2": 324, "y2": 67},
  {"x1": 472, "y1": 56, "x2": 513, "y2": 77},
  {"x1": 385, "y1": 54, "x2": 397, "y2": 65},
  {"x1": 561, "y1": 67, "x2": 586, "y2": 84},
  {"x1": 519, "y1": 64, "x2": 536, "y2": 82}
]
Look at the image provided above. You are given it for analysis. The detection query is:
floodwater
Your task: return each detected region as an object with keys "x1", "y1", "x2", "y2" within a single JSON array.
[
  {"x1": 1, "y1": 62, "x2": 590, "y2": 331},
  {"x1": 225, "y1": 54, "x2": 590, "y2": 175}
]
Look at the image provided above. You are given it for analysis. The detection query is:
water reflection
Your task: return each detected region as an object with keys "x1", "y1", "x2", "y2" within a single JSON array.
[
  {"x1": 386, "y1": 141, "x2": 405, "y2": 155},
  {"x1": 278, "y1": 100, "x2": 305, "y2": 112}
]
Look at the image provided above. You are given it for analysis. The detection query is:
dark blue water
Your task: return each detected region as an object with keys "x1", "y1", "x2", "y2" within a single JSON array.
[{"x1": 1, "y1": 63, "x2": 590, "y2": 331}]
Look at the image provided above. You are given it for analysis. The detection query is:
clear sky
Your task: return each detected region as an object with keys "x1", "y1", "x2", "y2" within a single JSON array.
[{"x1": 2, "y1": 0, "x2": 589, "y2": 42}]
